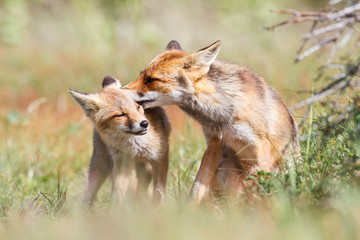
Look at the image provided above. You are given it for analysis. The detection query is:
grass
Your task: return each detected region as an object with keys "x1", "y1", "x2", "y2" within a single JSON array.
[{"x1": 1, "y1": 0, "x2": 360, "y2": 239}]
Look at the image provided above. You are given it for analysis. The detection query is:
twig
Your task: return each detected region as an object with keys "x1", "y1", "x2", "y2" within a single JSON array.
[
  {"x1": 272, "y1": 9, "x2": 323, "y2": 17},
  {"x1": 264, "y1": 16, "x2": 319, "y2": 30},
  {"x1": 327, "y1": 27, "x2": 346, "y2": 64},
  {"x1": 267, "y1": 2, "x2": 360, "y2": 145},
  {"x1": 327, "y1": 2, "x2": 360, "y2": 19},
  {"x1": 295, "y1": 37, "x2": 337, "y2": 62},
  {"x1": 303, "y1": 20, "x2": 350, "y2": 40},
  {"x1": 265, "y1": 2, "x2": 360, "y2": 63},
  {"x1": 291, "y1": 79, "x2": 349, "y2": 110},
  {"x1": 339, "y1": 27, "x2": 354, "y2": 47},
  {"x1": 329, "y1": 0, "x2": 343, "y2": 6},
  {"x1": 297, "y1": 21, "x2": 318, "y2": 54},
  {"x1": 296, "y1": 104, "x2": 312, "y2": 130},
  {"x1": 292, "y1": 59, "x2": 360, "y2": 111}
]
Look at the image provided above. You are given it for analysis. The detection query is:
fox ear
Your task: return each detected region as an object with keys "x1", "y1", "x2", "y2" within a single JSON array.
[
  {"x1": 68, "y1": 89, "x2": 100, "y2": 117},
  {"x1": 102, "y1": 75, "x2": 122, "y2": 89},
  {"x1": 192, "y1": 40, "x2": 221, "y2": 67},
  {"x1": 165, "y1": 40, "x2": 182, "y2": 51}
]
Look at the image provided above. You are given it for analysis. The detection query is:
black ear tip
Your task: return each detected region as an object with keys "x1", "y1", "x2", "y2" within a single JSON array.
[
  {"x1": 169, "y1": 40, "x2": 179, "y2": 45},
  {"x1": 196, "y1": 40, "x2": 222, "y2": 53},
  {"x1": 67, "y1": 88, "x2": 89, "y2": 95},
  {"x1": 102, "y1": 75, "x2": 116, "y2": 88},
  {"x1": 165, "y1": 40, "x2": 182, "y2": 51}
]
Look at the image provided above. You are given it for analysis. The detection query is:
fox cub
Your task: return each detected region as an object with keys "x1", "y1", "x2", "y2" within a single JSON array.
[
  {"x1": 68, "y1": 76, "x2": 171, "y2": 205},
  {"x1": 124, "y1": 40, "x2": 299, "y2": 203}
]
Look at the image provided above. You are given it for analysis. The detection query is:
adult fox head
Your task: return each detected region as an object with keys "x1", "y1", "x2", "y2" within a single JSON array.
[
  {"x1": 68, "y1": 76, "x2": 149, "y2": 136},
  {"x1": 124, "y1": 40, "x2": 222, "y2": 109}
]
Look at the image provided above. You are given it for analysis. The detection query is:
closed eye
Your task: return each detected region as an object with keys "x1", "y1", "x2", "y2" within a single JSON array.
[
  {"x1": 145, "y1": 78, "x2": 158, "y2": 84},
  {"x1": 113, "y1": 113, "x2": 127, "y2": 118}
]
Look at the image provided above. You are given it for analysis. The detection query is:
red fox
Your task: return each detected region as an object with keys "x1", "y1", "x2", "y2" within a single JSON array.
[
  {"x1": 68, "y1": 76, "x2": 171, "y2": 205},
  {"x1": 124, "y1": 40, "x2": 299, "y2": 203}
]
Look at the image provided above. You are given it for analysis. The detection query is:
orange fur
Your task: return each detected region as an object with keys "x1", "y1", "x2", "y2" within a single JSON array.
[
  {"x1": 69, "y1": 76, "x2": 171, "y2": 206},
  {"x1": 125, "y1": 41, "x2": 299, "y2": 203}
]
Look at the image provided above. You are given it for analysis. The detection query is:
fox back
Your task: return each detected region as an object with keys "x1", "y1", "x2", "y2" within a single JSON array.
[
  {"x1": 124, "y1": 41, "x2": 299, "y2": 202},
  {"x1": 125, "y1": 41, "x2": 298, "y2": 159}
]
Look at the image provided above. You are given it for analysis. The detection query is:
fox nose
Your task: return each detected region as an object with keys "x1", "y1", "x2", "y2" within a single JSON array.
[{"x1": 140, "y1": 120, "x2": 149, "y2": 129}]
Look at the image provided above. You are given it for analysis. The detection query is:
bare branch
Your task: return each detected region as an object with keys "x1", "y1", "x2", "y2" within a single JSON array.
[
  {"x1": 267, "y1": 2, "x2": 360, "y2": 144},
  {"x1": 272, "y1": 9, "x2": 323, "y2": 17},
  {"x1": 327, "y1": 3, "x2": 360, "y2": 19},
  {"x1": 339, "y1": 27, "x2": 354, "y2": 47},
  {"x1": 265, "y1": 2, "x2": 360, "y2": 63},
  {"x1": 329, "y1": 0, "x2": 343, "y2": 6},
  {"x1": 295, "y1": 38, "x2": 337, "y2": 62},
  {"x1": 297, "y1": 21, "x2": 318, "y2": 53},
  {"x1": 290, "y1": 79, "x2": 349, "y2": 111},
  {"x1": 291, "y1": 59, "x2": 360, "y2": 110},
  {"x1": 296, "y1": 104, "x2": 312, "y2": 131},
  {"x1": 303, "y1": 20, "x2": 350, "y2": 40},
  {"x1": 327, "y1": 27, "x2": 345, "y2": 64},
  {"x1": 264, "y1": 16, "x2": 319, "y2": 30}
]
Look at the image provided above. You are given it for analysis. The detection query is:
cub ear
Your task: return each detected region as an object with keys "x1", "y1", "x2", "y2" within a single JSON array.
[
  {"x1": 165, "y1": 40, "x2": 182, "y2": 51},
  {"x1": 191, "y1": 40, "x2": 221, "y2": 67},
  {"x1": 102, "y1": 75, "x2": 122, "y2": 89},
  {"x1": 68, "y1": 89, "x2": 100, "y2": 117}
]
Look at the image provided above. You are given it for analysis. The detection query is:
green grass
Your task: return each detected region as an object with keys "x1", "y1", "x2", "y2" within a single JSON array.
[
  {"x1": 1, "y1": 103, "x2": 359, "y2": 239},
  {"x1": 1, "y1": 0, "x2": 360, "y2": 239}
]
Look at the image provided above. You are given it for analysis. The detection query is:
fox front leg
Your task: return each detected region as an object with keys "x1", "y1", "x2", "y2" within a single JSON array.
[
  {"x1": 111, "y1": 158, "x2": 135, "y2": 204},
  {"x1": 83, "y1": 130, "x2": 113, "y2": 206},
  {"x1": 135, "y1": 162, "x2": 152, "y2": 198},
  {"x1": 190, "y1": 137, "x2": 225, "y2": 204},
  {"x1": 151, "y1": 154, "x2": 169, "y2": 206}
]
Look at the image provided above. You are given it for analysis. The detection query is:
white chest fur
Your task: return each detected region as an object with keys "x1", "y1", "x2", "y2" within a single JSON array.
[{"x1": 106, "y1": 134, "x2": 159, "y2": 162}]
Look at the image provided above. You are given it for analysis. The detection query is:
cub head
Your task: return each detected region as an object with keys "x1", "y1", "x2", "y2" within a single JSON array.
[
  {"x1": 68, "y1": 76, "x2": 149, "y2": 136},
  {"x1": 124, "y1": 40, "x2": 222, "y2": 109}
]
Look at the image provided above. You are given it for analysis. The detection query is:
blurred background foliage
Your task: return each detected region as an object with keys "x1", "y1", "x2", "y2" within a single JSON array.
[
  {"x1": 3, "y1": 1, "x2": 360, "y2": 239},
  {"x1": 0, "y1": 0, "x2": 327, "y2": 104}
]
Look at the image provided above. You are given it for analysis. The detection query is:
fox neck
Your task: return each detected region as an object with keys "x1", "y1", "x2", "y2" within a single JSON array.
[
  {"x1": 178, "y1": 66, "x2": 237, "y2": 130},
  {"x1": 179, "y1": 92, "x2": 233, "y2": 131}
]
